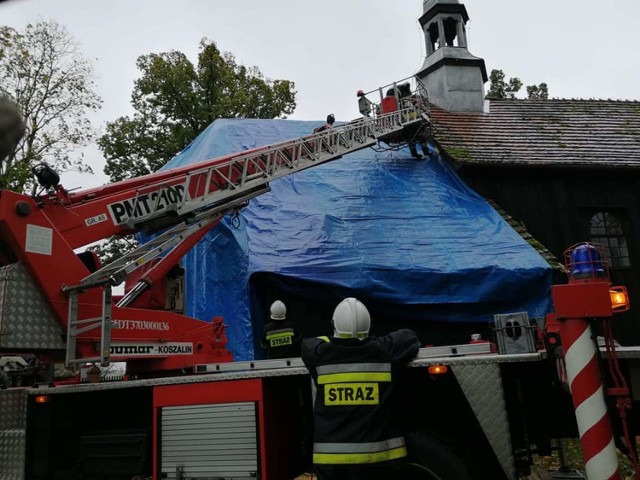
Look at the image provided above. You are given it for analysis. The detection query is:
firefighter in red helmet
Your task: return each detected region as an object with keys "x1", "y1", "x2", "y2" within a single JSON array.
[
  {"x1": 357, "y1": 90, "x2": 373, "y2": 117},
  {"x1": 301, "y1": 298, "x2": 420, "y2": 480}
]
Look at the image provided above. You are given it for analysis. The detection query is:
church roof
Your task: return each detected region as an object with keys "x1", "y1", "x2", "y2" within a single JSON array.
[{"x1": 430, "y1": 98, "x2": 640, "y2": 168}]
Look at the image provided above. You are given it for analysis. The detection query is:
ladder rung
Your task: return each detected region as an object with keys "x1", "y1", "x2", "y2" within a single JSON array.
[
  {"x1": 66, "y1": 220, "x2": 201, "y2": 291},
  {"x1": 62, "y1": 106, "x2": 429, "y2": 368},
  {"x1": 75, "y1": 323, "x2": 102, "y2": 335},
  {"x1": 65, "y1": 287, "x2": 112, "y2": 368},
  {"x1": 71, "y1": 317, "x2": 102, "y2": 326},
  {"x1": 67, "y1": 357, "x2": 101, "y2": 365}
]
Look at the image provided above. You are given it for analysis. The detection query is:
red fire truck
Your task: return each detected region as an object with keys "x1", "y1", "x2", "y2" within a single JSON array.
[{"x1": 1, "y1": 80, "x2": 639, "y2": 480}]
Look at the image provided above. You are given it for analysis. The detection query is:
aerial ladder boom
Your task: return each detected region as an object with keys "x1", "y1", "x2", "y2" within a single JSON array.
[{"x1": 0, "y1": 78, "x2": 430, "y2": 371}]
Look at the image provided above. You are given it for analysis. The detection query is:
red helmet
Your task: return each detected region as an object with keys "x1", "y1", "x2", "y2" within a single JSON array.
[{"x1": 356, "y1": 90, "x2": 365, "y2": 97}]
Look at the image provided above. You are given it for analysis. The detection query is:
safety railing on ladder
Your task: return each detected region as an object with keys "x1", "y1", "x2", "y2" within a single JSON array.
[
  {"x1": 356, "y1": 75, "x2": 431, "y2": 123},
  {"x1": 61, "y1": 84, "x2": 430, "y2": 366}
]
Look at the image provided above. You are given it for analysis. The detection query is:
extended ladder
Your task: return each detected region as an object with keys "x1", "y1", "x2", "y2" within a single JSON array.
[
  {"x1": 62, "y1": 104, "x2": 430, "y2": 366},
  {"x1": 122, "y1": 107, "x2": 428, "y2": 227},
  {"x1": 66, "y1": 105, "x2": 428, "y2": 295}
]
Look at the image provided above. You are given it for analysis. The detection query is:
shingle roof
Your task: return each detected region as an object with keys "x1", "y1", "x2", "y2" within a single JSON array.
[
  {"x1": 430, "y1": 99, "x2": 640, "y2": 168},
  {"x1": 485, "y1": 199, "x2": 565, "y2": 272}
]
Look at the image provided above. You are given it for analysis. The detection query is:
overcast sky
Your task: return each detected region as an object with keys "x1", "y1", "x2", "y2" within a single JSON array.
[{"x1": 2, "y1": 0, "x2": 639, "y2": 188}]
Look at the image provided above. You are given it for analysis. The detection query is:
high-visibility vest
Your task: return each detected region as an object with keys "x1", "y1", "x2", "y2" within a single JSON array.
[
  {"x1": 261, "y1": 320, "x2": 300, "y2": 359},
  {"x1": 265, "y1": 327, "x2": 295, "y2": 347},
  {"x1": 301, "y1": 330, "x2": 420, "y2": 466}
]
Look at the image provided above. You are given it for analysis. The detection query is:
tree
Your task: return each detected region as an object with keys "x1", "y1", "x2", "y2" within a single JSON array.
[
  {"x1": 486, "y1": 69, "x2": 549, "y2": 100},
  {"x1": 0, "y1": 21, "x2": 102, "y2": 192},
  {"x1": 99, "y1": 39, "x2": 297, "y2": 183},
  {"x1": 94, "y1": 39, "x2": 296, "y2": 264},
  {"x1": 88, "y1": 235, "x2": 137, "y2": 263},
  {"x1": 486, "y1": 69, "x2": 522, "y2": 99},
  {"x1": 0, "y1": 96, "x2": 25, "y2": 164},
  {"x1": 526, "y1": 83, "x2": 549, "y2": 100}
]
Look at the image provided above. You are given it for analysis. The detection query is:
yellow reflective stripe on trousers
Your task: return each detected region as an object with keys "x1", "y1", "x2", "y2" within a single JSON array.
[
  {"x1": 317, "y1": 372, "x2": 391, "y2": 384},
  {"x1": 313, "y1": 437, "x2": 406, "y2": 465},
  {"x1": 313, "y1": 447, "x2": 407, "y2": 464}
]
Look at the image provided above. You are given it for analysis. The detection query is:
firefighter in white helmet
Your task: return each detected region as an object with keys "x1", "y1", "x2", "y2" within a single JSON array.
[
  {"x1": 301, "y1": 297, "x2": 420, "y2": 480},
  {"x1": 260, "y1": 300, "x2": 300, "y2": 359}
]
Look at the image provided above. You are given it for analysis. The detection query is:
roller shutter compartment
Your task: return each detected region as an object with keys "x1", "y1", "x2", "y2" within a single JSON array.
[{"x1": 160, "y1": 402, "x2": 258, "y2": 479}]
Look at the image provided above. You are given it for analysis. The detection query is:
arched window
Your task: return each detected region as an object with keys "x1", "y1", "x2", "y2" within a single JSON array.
[{"x1": 590, "y1": 212, "x2": 631, "y2": 267}]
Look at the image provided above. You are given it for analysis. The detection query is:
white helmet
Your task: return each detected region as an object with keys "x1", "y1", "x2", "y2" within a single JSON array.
[
  {"x1": 270, "y1": 300, "x2": 287, "y2": 320},
  {"x1": 332, "y1": 298, "x2": 370, "y2": 340}
]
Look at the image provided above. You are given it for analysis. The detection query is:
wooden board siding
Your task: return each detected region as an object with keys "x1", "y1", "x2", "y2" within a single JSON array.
[{"x1": 460, "y1": 165, "x2": 640, "y2": 343}]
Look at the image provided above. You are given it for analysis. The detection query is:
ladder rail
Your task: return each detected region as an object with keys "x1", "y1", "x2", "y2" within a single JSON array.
[
  {"x1": 62, "y1": 103, "x2": 429, "y2": 366},
  {"x1": 64, "y1": 186, "x2": 269, "y2": 293},
  {"x1": 66, "y1": 106, "x2": 425, "y2": 295},
  {"x1": 179, "y1": 108, "x2": 417, "y2": 213},
  {"x1": 113, "y1": 107, "x2": 422, "y2": 228},
  {"x1": 65, "y1": 286, "x2": 112, "y2": 367}
]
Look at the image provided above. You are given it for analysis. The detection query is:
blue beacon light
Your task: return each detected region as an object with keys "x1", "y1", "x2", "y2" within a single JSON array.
[{"x1": 570, "y1": 243, "x2": 606, "y2": 279}]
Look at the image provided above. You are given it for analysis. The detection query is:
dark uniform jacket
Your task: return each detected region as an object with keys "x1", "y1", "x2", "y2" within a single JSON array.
[
  {"x1": 260, "y1": 320, "x2": 300, "y2": 359},
  {"x1": 301, "y1": 329, "x2": 420, "y2": 466}
]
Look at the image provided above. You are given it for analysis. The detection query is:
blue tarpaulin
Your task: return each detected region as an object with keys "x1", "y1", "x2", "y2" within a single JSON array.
[{"x1": 163, "y1": 119, "x2": 552, "y2": 360}]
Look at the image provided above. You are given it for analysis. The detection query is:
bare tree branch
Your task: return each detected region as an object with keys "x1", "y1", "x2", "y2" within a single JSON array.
[{"x1": 0, "y1": 21, "x2": 102, "y2": 192}]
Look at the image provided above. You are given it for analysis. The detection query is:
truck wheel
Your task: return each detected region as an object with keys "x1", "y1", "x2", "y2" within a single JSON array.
[{"x1": 402, "y1": 432, "x2": 475, "y2": 480}]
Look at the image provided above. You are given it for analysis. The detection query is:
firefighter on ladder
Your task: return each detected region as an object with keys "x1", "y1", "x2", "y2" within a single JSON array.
[
  {"x1": 260, "y1": 300, "x2": 301, "y2": 359},
  {"x1": 301, "y1": 298, "x2": 420, "y2": 480},
  {"x1": 313, "y1": 114, "x2": 335, "y2": 133}
]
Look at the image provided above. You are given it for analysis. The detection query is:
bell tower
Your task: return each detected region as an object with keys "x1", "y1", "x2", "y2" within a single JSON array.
[{"x1": 416, "y1": 0, "x2": 488, "y2": 112}]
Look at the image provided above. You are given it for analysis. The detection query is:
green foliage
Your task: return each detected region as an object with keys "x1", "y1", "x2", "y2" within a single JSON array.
[
  {"x1": 445, "y1": 146, "x2": 471, "y2": 160},
  {"x1": 87, "y1": 235, "x2": 138, "y2": 266},
  {"x1": 0, "y1": 21, "x2": 102, "y2": 192},
  {"x1": 532, "y1": 438, "x2": 635, "y2": 479},
  {"x1": 97, "y1": 39, "x2": 296, "y2": 262},
  {"x1": 526, "y1": 83, "x2": 549, "y2": 100},
  {"x1": 99, "y1": 39, "x2": 297, "y2": 183},
  {"x1": 486, "y1": 69, "x2": 549, "y2": 100},
  {"x1": 487, "y1": 69, "x2": 522, "y2": 99}
]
